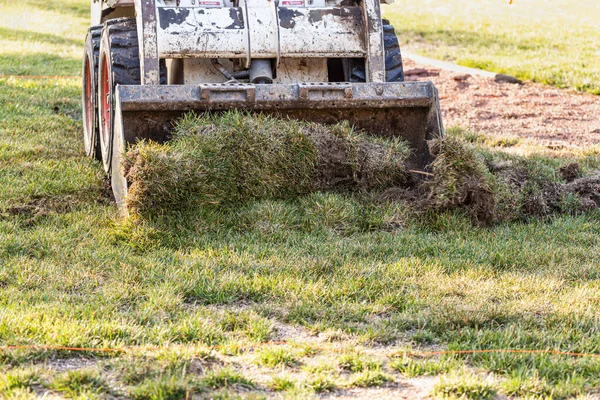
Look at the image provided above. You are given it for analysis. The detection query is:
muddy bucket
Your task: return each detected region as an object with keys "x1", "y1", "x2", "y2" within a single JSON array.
[{"x1": 110, "y1": 81, "x2": 444, "y2": 209}]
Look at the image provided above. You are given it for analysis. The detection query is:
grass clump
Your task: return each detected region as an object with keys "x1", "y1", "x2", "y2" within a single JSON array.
[
  {"x1": 218, "y1": 310, "x2": 274, "y2": 343},
  {"x1": 338, "y1": 353, "x2": 382, "y2": 373},
  {"x1": 433, "y1": 372, "x2": 497, "y2": 399},
  {"x1": 348, "y1": 370, "x2": 393, "y2": 388},
  {"x1": 130, "y1": 376, "x2": 191, "y2": 400},
  {"x1": 123, "y1": 113, "x2": 600, "y2": 226},
  {"x1": 305, "y1": 374, "x2": 337, "y2": 393},
  {"x1": 105, "y1": 349, "x2": 209, "y2": 386},
  {"x1": 201, "y1": 368, "x2": 254, "y2": 390},
  {"x1": 425, "y1": 136, "x2": 496, "y2": 224},
  {"x1": 422, "y1": 134, "x2": 600, "y2": 224},
  {"x1": 303, "y1": 362, "x2": 336, "y2": 374},
  {"x1": 124, "y1": 111, "x2": 410, "y2": 216},
  {"x1": 269, "y1": 375, "x2": 295, "y2": 391},
  {"x1": 390, "y1": 356, "x2": 458, "y2": 377},
  {"x1": 48, "y1": 369, "x2": 110, "y2": 398},
  {"x1": 254, "y1": 348, "x2": 297, "y2": 368},
  {"x1": 0, "y1": 368, "x2": 41, "y2": 396},
  {"x1": 501, "y1": 372, "x2": 551, "y2": 398}
]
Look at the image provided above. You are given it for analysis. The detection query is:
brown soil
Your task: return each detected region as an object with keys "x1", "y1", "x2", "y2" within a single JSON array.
[
  {"x1": 404, "y1": 59, "x2": 600, "y2": 148},
  {"x1": 1, "y1": 195, "x2": 79, "y2": 226},
  {"x1": 310, "y1": 131, "x2": 409, "y2": 191}
]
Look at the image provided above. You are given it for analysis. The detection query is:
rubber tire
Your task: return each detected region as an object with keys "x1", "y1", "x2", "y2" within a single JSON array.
[
  {"x1": 383, "y1": 22, "x2": 404, "y2": 82},
  {"x1": 350, "y1": 20, "x2": 405, "y2": 83},
  {"x1": 82, "y1": 25, "x2": 102, "y2": 160},
  {"x1": 97, "y1": 18, "x2": 142, "y2": 173}
]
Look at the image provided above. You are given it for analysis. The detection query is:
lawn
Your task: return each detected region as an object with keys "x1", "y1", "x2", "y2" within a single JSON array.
[
  {"x1": 384, "y1": 0, "x2": 600, "y2": 94},
  {"x1": 1, "y1": 0, "x2": 599, "y2": 399}
]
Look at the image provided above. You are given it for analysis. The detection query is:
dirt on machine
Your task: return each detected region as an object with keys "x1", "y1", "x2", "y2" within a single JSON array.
[{"x1": 81, "y1": 0, "x2": 444, "y2": 209}]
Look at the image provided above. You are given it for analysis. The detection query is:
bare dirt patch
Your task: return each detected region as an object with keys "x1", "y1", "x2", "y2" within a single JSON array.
[
  {"x1": 323, "y1": 377, "x2": 438, "y2": 400},
  {"x1": 1, "y1": 195, "x2": 82, "y2": 226},
  {"x1": 404, "y1": 58, "x2": 600, "y2": 148},
  {"x1": 43, "y1": 357, "x2": 98, "y2": 372}
]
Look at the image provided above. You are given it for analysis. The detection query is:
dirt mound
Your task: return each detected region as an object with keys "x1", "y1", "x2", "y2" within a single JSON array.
[
  {"x1": 379, "y1": 137, "x2": 600, "y2": 225},
  {"x1": 424, "y1": 136, "x2": 496, "y2": 224},
  {"x1": 404, "y1": 58, "x2": 600, "y2": 148},
  {"x1": 564, "y1": 174, "x2": 600, "y2": 208}
]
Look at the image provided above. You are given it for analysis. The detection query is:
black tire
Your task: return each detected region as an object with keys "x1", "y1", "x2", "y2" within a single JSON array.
[
  {"x1": 82, "y1": 25, "x2": 102, "y2": 160},
  {"x1": 97, "y1": 18, "x2": 142, "y2": 173},
  {"x1": 349, "y1": 20, "x2": 405, "y2": 83},
  {"x1": 382, "y1": 22, "x2": 404, "y2": 82}
]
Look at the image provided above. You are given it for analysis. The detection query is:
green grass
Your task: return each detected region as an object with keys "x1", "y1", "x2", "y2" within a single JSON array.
[
  {"x1": 48, "y1": 369, "x2": 110, "y2": 398},
  {"x1": 1, "y1": 0, "x2": 600, "y2": 398},
  {"x1": 391, "y1": 356, "x2": 458, "y2": 377},
  {"x1": 338, "y1": 353, "x2": 382, "y2": 373},
  {"x1": 305, "y1": 374, "x2": 337, "y2": 393},
  {"x1": 254, "y1": 348, "x2": 297, "y2": 368},
  {"x1": 347, "y1": 370, "x2": 393, "y2": 388},
  {"x1": 268, "y1": 375, "x2": 296, "y2": 391},
  {"x1": 384, "y1": 0, "x2": 600, "y2": 94},
  {"x1": 201, "y1": 369, "x2": 254, "y2": 390},
  {"x1": 433, "y1": 372, "x2": 497, "y2": 399}
]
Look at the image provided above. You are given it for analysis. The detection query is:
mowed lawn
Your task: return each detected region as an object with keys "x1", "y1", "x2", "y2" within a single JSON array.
[
  {"x1": 1, "y1": 0, "x2": 600, "y2": 399},
  {"x1": 385, "y1": 0, "x2": 600, "y2": 94}
]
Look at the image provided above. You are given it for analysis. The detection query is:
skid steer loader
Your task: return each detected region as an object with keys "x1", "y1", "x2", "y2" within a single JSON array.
[{"x1": 82, "y1": 0, "x2": 444, "y2": 208}]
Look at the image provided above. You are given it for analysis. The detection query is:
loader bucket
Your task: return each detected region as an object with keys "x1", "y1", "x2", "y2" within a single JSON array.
[{"x1": 111, "y1": 81, "x2": 444, "y2": 209}]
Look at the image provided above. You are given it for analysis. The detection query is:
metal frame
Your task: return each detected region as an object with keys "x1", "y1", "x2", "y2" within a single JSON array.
[
  {"x1": 134, "y1": 0, "x2": 161, "y2": 85},
  {"x1": 122, "y1": 0, "x2": 387, "y2": 84},
  {"x1": 114, "y1": 81, "x2": 444, "y2": 169}
]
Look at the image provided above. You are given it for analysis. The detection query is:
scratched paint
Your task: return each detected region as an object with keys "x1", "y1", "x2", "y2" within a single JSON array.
[{"x1": 157, "y1": 5, "x2": 366, "y2": 59}]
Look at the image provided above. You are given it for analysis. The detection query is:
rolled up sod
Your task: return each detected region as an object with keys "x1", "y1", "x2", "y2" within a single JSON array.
[{"x1": 123, "y1": 111, "x2": 411, "y2": 215}]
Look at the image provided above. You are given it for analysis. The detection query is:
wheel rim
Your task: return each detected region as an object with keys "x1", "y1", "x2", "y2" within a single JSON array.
[
  {"x1": 83, "y1": 55, "x2": 94, "y2": 153},
  {"x1": 100, "y1": 54, "x2": 111, "y2": 155}
]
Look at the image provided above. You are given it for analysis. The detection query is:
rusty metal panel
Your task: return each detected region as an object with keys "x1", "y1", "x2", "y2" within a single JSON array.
[
  {"x1": 105, "y1": 0, "x2": 134, "y2": 7},
  {"x1": 183, "y1": 58, "x2": 328, "y2": 84},
  {"x1": 117, "y1": 82, "x2": 435, "y2": 111},
  {"x1": 246, "y1": 0, "x2": 279, "y2": 59},
  {"x1": 276, "y1": 58, "x2": 328, "y2": 83},
  {"x1": 156, "y1": 5, "x2": 365, "y2": 60}
]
